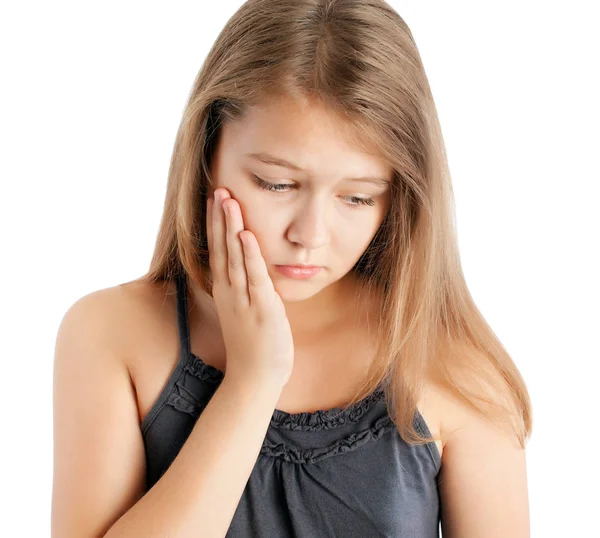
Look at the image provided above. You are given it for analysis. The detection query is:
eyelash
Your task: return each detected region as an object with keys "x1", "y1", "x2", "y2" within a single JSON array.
[{"x1": 252, "y1": 175, "x2": 376, "y2": 209}]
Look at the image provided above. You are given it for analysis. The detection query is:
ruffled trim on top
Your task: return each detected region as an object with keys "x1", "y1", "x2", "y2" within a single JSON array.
[
  {"x1": 185, "y1": 353, "x2": 386, "y2": 432},
  {"x1": 270, "y1": 387, "x2": 385, "y2": 431},
  {"x1": 261, "y1": 415, "x2": 396, "y2": 464},
  {"x1": 185, "y1": 354, "x2": 225, "y2": 385}
]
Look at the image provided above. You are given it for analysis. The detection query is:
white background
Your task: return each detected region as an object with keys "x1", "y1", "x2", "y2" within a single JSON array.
[{"x1": 1, "y1": 1, "x2": 598, "y2": 536}]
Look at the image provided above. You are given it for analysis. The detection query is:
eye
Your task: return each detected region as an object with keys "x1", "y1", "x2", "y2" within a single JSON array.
[{"x1": 252, "y1": 175, "x2": 376, "y2": 209}]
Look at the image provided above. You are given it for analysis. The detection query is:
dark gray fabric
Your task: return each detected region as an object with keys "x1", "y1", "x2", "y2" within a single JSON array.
[{"x1": 141, "y1": 273, "x2": 442, "y2": 537}]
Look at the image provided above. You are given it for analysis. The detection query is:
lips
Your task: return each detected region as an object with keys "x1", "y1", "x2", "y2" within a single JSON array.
[
  {"x1": 279, "y1": 265, "x2": 323, "y2": 269},
  {"x1": 275, "y1": 265, "x2": 324, "y2": 279}
]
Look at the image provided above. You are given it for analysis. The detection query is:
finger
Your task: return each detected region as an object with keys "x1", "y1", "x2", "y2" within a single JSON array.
[
  {"x1": 240, "y1": 230, "x2": 274, "y2": 312},
  {"x1": 210, "y1": 189, "x2": 229, "y2": 286},
  {"x1": 222, "y1": 198, "x2": 250, "y2": 308},
  {"x1": 206, "y1": 196, "x2": 213, "y2": 260}
]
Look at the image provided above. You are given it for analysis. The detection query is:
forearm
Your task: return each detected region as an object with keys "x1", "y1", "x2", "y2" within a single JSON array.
[{"x1": 104, "y1": 374, "x2": 282, "y2": 538}]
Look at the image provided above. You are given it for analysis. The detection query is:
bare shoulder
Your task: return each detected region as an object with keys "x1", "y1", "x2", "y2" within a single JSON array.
[
  {"x1": 423, "y1": 354, "x2": 530, "y2": 536},
  {"x1": 418, "y1": 346, "x2": 526, "y2": 466},
  {"x1": 60, "y1": 278, "x2": 161, "y2": 327},
  {"x1": 62, "y1": 278, "x2": 178, "y2": 365},
  {"x1": 56, "y1": 283, "x2": 129, "y2": 363},
  {"x1": 52, "y1": 278, "x2": 176, "y2": 536}
]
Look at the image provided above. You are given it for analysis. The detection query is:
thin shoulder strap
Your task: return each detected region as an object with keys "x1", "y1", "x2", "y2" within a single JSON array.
[{"x1": 174, "y1": 272, "x2": 191, "y2": 362}]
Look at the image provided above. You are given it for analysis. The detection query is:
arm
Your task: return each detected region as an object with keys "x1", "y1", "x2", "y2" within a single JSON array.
[
  {"x1": 52, "y1": 290, "x2": 284, "y2": 538},
  {"x1": 107, "y1": 371, "x2": 280, "y2": 537},
  {"x1": 437, "y1": 388, "x2": 530, "y2": 537}
]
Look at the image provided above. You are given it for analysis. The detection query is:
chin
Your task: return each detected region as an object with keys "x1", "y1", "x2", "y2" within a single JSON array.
[{"x1": 273, "y1": 278, "x2": 328, "y2": 302}]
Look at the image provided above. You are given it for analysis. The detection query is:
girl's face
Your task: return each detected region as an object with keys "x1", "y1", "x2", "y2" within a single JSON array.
[{"x1": 208, "y1": 94, "x2": 392, "y2": 307}]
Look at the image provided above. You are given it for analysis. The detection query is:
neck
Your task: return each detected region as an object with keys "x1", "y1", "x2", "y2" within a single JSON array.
[{"x1": 188, "y1": 271, "x2": 362, "y2": 339}]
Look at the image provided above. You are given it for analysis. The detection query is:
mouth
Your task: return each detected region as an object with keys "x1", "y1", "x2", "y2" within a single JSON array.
[{"x1": 274, "y1": 265, "x2": 324, "y2": 279}]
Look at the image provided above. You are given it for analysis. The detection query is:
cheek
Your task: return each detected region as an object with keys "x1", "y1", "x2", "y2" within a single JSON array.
[
  {"x1": 340, "y1": 232, "x2": 371, "y2": 256},
  {"x1": 236, "y1": 200, "x2": 272, "y2": 239},
  {"x1": 343, "y1": 218, "x2": 384, "y2": 253}
]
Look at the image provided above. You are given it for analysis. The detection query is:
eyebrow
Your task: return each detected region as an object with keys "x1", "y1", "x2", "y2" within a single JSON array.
[{"x1": 245, "y1": 152, "x2": 391, "y2": 186}]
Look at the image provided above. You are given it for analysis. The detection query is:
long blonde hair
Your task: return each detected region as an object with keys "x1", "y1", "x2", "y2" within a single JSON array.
[{"x1": 138, "y1": 0, "x2": 532, "y2": 448}]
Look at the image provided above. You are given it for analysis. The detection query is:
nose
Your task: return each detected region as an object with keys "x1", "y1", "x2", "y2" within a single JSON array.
[{"x1": 285, "y1": 198, "x2": 330, "y2": 251}]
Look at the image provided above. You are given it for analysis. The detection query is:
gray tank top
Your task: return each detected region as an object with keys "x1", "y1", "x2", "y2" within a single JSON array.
[{"x1": 141, "y1": 273, "x2": 442, "y2": 537}]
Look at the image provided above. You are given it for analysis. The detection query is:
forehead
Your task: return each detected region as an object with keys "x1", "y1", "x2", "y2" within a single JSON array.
[{"x1": 222, "y1": 95, "x2": 390, "y2": 175}]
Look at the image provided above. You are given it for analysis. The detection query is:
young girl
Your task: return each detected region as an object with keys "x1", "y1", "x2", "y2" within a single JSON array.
[{"x1": 52, "y1": 1, "x2": 532, "y2": 536}]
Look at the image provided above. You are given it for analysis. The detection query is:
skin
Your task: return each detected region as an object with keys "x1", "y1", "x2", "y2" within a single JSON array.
[{"x1": 190, "y1": 94, "x2": 393, "y2": 338}]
